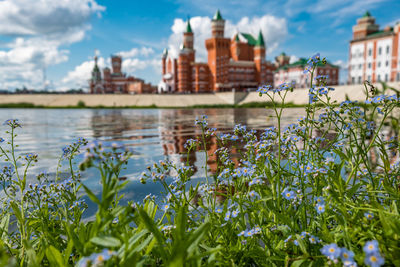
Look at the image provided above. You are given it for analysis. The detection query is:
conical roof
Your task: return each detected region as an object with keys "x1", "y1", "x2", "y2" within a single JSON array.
[
  {"x1": 256, "y1": 30, "x2": 265, "y2": 47},
  {"x1": 92, "y1": 56, "x2": 100, "y2": 73},
  {"x1": 234, "y1": 33, "x2": 240, "y2": 42},
  {"x1": 362, "y1": 11, "x2": 371, "y2": 17},
  {"x1": 162, "y1": 48, "x2": 168, "y2": 58},
  {"x1": 213, "y1": 10, "x2": 223, "y2": 20},
  {"x1": 185, "y1": 18, "x2": 193, "y2": 33}
]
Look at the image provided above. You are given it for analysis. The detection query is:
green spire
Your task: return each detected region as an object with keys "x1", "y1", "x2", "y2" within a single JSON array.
[
  {"x1": 362, "y1": 11, "x2": 371, "y2": 18},
  {"x1": 235, "y1": 33, "x2": 240, "y2": 42},
  {"x1": 162, "y1": 48, "x2": 168, "y2": 58},
  {"x1": 185, "y1": 17, "x2": 193, "y2": 33},
  {"x1": 213, "y1": 9, "x2": 223, "y2": 20},
  {"x1": 93, "y1": 56, "x2": 100, "y2": 72},
  {"x1": 256, "y1": 30, "x2": 265, "y2": 47},
  {"x1": 92, "y1": 56, "x2": 101, "y2": 81}
]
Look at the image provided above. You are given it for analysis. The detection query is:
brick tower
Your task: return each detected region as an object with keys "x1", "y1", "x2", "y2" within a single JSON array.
[
  {"x1": 111, "y1": 55, "x2": 122, "y2": 75},
  {"x1": 177, "y1": 18, "x2": 195, "y2": 93},
  {"x1": 275, "y1": 52, "x2": 290, "y2": 67},
  {"x1": 205, "y1": 10, "x2": 231, "y2": 91},
  {"x1": 352, "y1": 11, "x2": 379, "y2": 40},
  {"x1": 254, "y1": 30, "x2": 266, "y2": 84},
  {"x1": 162, "y1": 48, "x2": 168, "y2": 81}
]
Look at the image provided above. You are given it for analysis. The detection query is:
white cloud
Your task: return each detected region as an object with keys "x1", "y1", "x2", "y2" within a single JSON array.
[
  {"x1": 166, "y1": 14, "x2": 287, "y2": 62},
  {"x1": 333, "y1": 59, "x2": 348, "y2": 69},
  {"x1": 0, "y1": 0, "x2": 104, "y2": 90},
  {"x1": 284, "y1": 0, "x2": 386, "y2": 26},
  {"x1": 61, "y1": 57, "x2": 106, "y2": 89},
  {"x1": 122, "y1": 58, "x2": 160, "y2": 77},
  {"x1": 0, "y1": 0, "x2": 104, "y2": 36},
  {"x1": 118, "y1": 47, "x2": 155, "y2": 58},
  {"x1": 289, "y1": 55, "x2": 299, "y2": 63}
]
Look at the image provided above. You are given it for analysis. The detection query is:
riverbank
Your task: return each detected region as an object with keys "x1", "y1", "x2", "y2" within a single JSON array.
[{"x1": 0, "y1": 82, "x2": 399, "y2": 108}]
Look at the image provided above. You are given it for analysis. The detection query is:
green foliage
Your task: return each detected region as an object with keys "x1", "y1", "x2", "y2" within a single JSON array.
[
  {"x1": 77, "y1": 100, "x2": 86, "y2": 108},
  {"x1": 1, "y1": 55, "x2": 400, "y2": 266}
]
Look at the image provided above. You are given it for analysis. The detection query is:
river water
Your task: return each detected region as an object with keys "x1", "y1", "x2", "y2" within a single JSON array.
[{"x1": 0, "y1": 108, "x2": 304, "y2": 210}]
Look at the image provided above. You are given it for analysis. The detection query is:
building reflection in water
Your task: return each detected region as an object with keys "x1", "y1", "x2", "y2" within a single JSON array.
[
  {"x1": 87, "y1": 108, "x2": 399, "y2": 178},
  {"x1": 89, "y1": 108, "x2": 278, "y2": 177},
  {"x1": 157, "y1": 109, "x2": 273, "y2": 176}
]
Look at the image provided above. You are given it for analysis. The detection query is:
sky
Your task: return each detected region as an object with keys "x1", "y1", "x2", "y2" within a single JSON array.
[{"x1": 0, "y1": 0, "x2": 399, "y2": 91}]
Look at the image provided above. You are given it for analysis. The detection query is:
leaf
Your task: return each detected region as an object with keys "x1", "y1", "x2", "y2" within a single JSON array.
[
  {"x1": 64, "y1": 239, "x2": 74, "y2": 264},
  {"x1": 187, "y1": 222, "x2": 211, "y2": 256},
  {"x1": 91, "y1": 236, "x2": 121, "y2": 248},
  {"x1": 63, "y1": 221, "x2": 83, "y2": 252},
  {"x1": 0, "y1": 214, "x2": 10, "y2": 240},
  {"x1": 45, "y1": 246, "x2": 65, "y2": 267},
  {"x1": 129, "y1": 229, "x2": 149, "y2": 250},
  {"x1": 82, "y1": 183, "x2": 101, "y2": 205},
  {"x1": 291, "y1": 259, "x2": 305, "y2": 267},
  {"x1": 296, "y1": 236, "x2": 308, "y2": 256},
  {"x1": 10, "y1": 201, "x2": 23, "y2": 224},
  {"x1": 132, "y1": 234, "x2": 153, "y2": 253},
  {"x1": 137, "y1": 207, "x2": 168, "y2": 260}
]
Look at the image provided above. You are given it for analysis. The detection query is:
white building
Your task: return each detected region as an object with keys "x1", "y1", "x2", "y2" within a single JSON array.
[
  {"x1": 349, "y1": 11, "x2": 400, "y2": 84},
  {"x1": 274, "y1": 53, "x2": 339, "y2": 88}
]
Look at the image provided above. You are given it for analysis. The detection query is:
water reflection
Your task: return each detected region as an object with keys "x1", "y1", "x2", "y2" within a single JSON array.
[{"x1": 0, "y1": 108, "x2": 304, "y2": 204}]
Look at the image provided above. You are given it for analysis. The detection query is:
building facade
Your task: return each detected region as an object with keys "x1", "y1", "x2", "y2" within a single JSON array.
[
  {"x1": 90, "y1": 55, "x2": 156, "y2": 94},
  {"x1": 274, "y1": 53, "x2": 339, "y2": 88},
  {"x1": 349, "y1": 11, "x2": 400, "y2": 84},
  {"x1": 158, "y1": 10, "x2": 276, "y2": 93}
]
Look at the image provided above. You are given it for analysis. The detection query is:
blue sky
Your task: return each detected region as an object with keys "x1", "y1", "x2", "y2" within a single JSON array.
[{"x1": 0, "y1": 0, "x2": 399, "y2": 90}]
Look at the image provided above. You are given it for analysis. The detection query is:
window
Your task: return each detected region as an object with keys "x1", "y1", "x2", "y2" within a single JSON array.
[
  {"x1": 368, "y1": 49, "x2": 372, "y2": 56},
  {"x1": 379, "y1": 47, "x2": 382, "y2": 55},
  {"x1": 358, "y1": 76, "x2": 362, "y2": 84},
  {"x1": 368, "y1": 63, "x2": 371, "y2": 69},
  {"x1": 397, "y1": 73, "x2": 400, "y2": 81},
  {"x1": 352, "y1": 77, "x2": 355, "y2": 84},
  {"x1": 385, "y1": 74, "x2": 388, "y2": 81},
  {"x1": 386, "y1": 61, "x2": 389, "y2": 67},
  {"x1": 378, "y1": 62, "x2": 381, "y2": 68},
  {"x1": 367, "y1": 75, "x2": 371, "y2": 81},
  {"x1": 386, "y1": 45, "x2": 390, "y2": 54},
  {"x1": 378, "y1": 74, "x2": 381, "y2": 81},
  {"x1": 359, "y1": 64, "x2": 362, "y2": 70}
]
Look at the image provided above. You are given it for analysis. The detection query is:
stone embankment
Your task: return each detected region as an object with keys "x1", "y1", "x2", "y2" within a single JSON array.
[{"x1": 1, "y1": 83, "x2": 399, "y2": 107}]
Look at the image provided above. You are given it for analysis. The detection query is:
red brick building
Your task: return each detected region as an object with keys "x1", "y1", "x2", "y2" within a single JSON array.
[
  {"x1": 274, "y1": 53, "x2": 339, "y2": 88},
  {"x1": 90, "y1": 55, "x2": 156, "y2": 94},
  {"x1": 159, "y1": 10, "x2": 276, "y2": 93},
  {"x1": 349, "y1": 11, "x2": 400, "y2": 84}
]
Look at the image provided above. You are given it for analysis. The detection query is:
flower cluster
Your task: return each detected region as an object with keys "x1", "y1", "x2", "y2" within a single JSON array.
[
  {"x1": 257, "y1": 82, "x2": 294, "y2": 95},
  {"x1": 321, "y1": 244, "x2": 356, "y2": 266},
  {"x1": 3, "y1": 119, "x2": 21, "y2": 128},
  {"x1": 237, "y1": 226, "x2": 262, "y2": 237},
  {"x1": 77, "y1": 249, "x2": 116, "y2": 267},
  {"x1": 62, "y1": 137, "x2": 88, "y2": 158},
  {"x1": 303, "y1": 53, "x2": 321, "y2": 74},
  {"x1": 195, "y1": 115, "x2": 208, "y2": 127},
  {"x1": 363, "y1": 240, "x2": 384, "y2": 267}
]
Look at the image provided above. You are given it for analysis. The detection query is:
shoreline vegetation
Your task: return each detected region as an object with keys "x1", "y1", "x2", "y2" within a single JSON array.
[
  {"x1": 0, "y1": 100, "x2": 393, "y2": 109},
  {"x1": 0, "y1": 101, "x2": 311, "y2": 109},
  {"x1": 0, "y1": 82, "x2": 399, "y2": 110}
]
